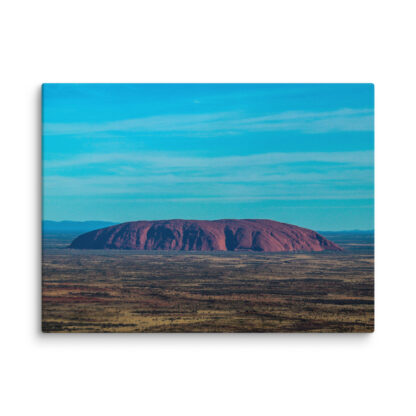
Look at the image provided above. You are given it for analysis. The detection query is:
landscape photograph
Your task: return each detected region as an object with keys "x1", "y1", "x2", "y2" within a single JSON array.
[{"x1": 42, "y1": 83, "x2": 374, "y2": 333}]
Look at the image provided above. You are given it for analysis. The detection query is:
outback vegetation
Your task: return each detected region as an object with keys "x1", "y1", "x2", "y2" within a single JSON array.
[{"x1": 42, "y1": 232, "x2": 374, "y2": 333}]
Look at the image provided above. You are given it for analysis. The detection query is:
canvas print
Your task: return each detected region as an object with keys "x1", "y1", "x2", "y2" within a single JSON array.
[{"x1": 42, "y1": 84, "x2": 374, "y2": 332}]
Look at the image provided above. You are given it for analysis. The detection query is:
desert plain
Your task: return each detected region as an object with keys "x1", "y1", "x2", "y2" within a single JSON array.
[{"x1": 42, "y1": 231, "x2": 374, "y2": 333}]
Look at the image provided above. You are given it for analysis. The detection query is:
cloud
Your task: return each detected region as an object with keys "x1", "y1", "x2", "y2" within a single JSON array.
[
  {"x1": 43, "y1": 112, "x2": 234, "y2": 136},
  {"x1": 43, "y1": 172, "x2": 374, "y2": 200},
  {"x1": 45, "y1": 150, "x2": 374, "y2": 170},
  {"x1": 43, "y1": 108, "x2": 373, "y2": 136},
  {"x1": 43, "y1": 149, "x2": 374, "y2": 201},
  {"x1": 239, "y1": 109, "x2": 373, "y2": 133}
]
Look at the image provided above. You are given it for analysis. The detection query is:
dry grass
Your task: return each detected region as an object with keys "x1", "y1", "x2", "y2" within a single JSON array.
[{"x1": 42, "y1": 233, "x2": 374, "y2": 333}]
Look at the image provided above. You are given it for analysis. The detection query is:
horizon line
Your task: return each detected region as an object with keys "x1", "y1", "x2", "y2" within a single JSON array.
[{"x1": 42, "y1": 219, "x2": 374, "y2": 233}]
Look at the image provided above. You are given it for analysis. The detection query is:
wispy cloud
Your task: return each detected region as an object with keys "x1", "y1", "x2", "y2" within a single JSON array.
[
  {"x1": 43, "y1": 112, "x2": 234, "y2": 136},
  {"x1": 43, "y1": 108, "x2": 373, "y2": 136},
  {"x1": 45, "y1": 150, "x2": 374, "y2": 170},
  {"x1": 43, "y1": 173, "x2": 374, "y2": 200},
  {"x1": 44, "y1": 149, "x2": 374, "y2": 201}
]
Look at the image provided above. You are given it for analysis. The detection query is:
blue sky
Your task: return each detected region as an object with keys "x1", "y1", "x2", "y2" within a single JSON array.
[{"x1": 42, "y1": 84, "x2": 374, "y2": 230}]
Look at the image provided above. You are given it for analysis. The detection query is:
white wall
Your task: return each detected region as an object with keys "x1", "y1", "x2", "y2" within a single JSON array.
[{"x1": 1, "y1": 1, "x2": 415, "y2": 415}]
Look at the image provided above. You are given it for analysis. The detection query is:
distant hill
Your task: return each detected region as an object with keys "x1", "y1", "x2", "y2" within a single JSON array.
[
  {"x1": 70, "y1": 219, "x2": 341, "y2": 252},
  {"x1": 43, "y1": 220, "x2": 116, "y2": 233},
  {"x1": 318, "y1": 230, "x2": 374, "y2": 235}
]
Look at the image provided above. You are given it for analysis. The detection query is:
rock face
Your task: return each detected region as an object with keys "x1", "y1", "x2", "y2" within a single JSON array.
[{"x1": 70, "y1": 219, "x2": 341, "y2": 252}]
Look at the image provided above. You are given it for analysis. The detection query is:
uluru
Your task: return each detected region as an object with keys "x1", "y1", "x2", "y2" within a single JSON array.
[{"x1": 69, "y1": 219, "x2": 341, "y2": 252}]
